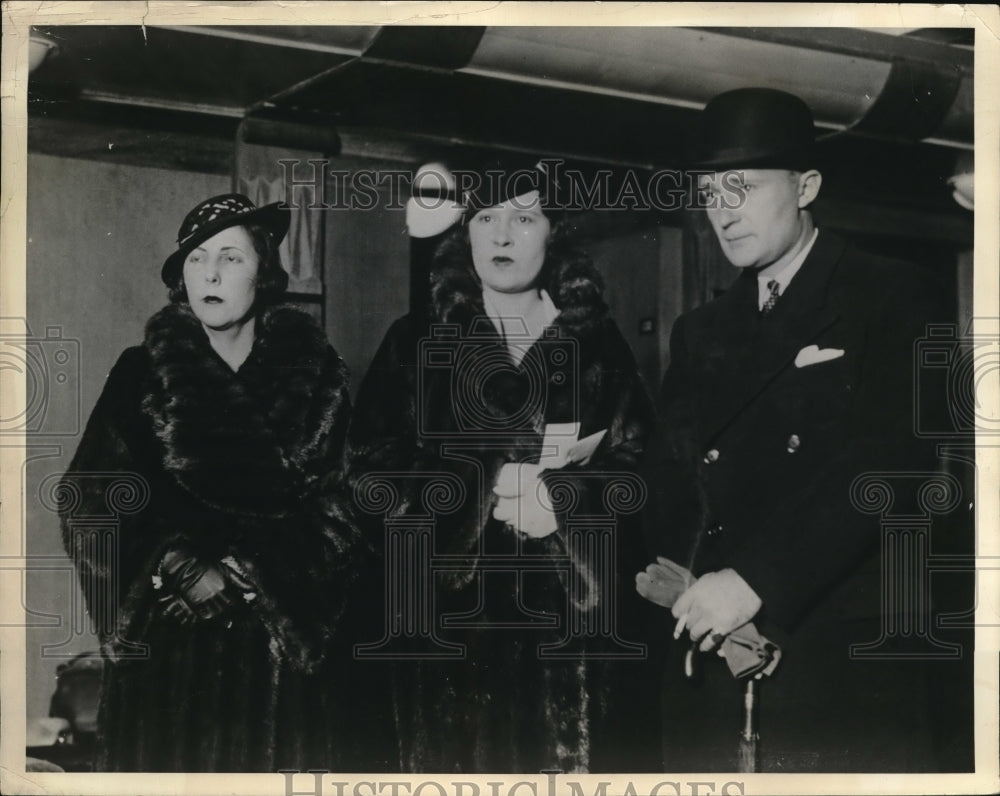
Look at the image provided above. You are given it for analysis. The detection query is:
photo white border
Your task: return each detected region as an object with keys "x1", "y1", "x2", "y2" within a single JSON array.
[{"x1": 2, "y1": 3, "x2": 997, "y2": 795}]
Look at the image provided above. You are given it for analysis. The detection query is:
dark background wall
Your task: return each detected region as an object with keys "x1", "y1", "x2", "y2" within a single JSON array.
[{"x1": 24, "y1": 155, "x2": 231, "y2": 722}]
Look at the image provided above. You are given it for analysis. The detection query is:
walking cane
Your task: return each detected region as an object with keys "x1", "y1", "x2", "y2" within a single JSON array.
[
  {"x1": 737, "y1": 678, "x2": 759, "y2": 773},
  {"x1": 634, "y1": 558, "x2": 780, "y2": 771}
]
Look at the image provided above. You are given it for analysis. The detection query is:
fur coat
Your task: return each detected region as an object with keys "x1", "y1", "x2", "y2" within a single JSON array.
[
  {"x1": 59, "y1": 303, "x2": 377, "y2": 772},
  {"x1": 347, "y1": 255, "x2": 662, "y2": 773}
]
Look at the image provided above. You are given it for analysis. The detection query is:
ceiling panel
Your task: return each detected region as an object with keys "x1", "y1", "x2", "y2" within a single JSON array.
[
  {"x1": 278, "y1": 60, "x2": 698, "y2": 167},
  {"x1": 194, "y1": 24, "x2": 380, "y2": 54},
  {"x1": 467, "y1": 26, "x2": 972, "y2": 147},
  {"x1": 31, "y1": 26, "x2": 351, "y2": 114},
  {"x1": 26, "y1": 22, "x2": 974, "y2": 219},
  {"x1": 468, "y1": 27, "x2": 890, "y2": 125}
]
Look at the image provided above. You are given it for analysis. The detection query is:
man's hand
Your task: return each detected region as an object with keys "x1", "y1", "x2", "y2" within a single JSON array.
[
  {"x1": 635, "y1": 557, "x2": 694, "y2": 610},
  {"x1": 493, "y1": 462, "x2": 559, "y2": 539},
  {"x1": 671, "y1": 568, "x2": 763, "y2": 651}
]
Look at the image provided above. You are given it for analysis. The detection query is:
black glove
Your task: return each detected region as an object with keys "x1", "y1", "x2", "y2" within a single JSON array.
[{"x1": 157, "y1": 546, "x2": 233, "y2": 623}]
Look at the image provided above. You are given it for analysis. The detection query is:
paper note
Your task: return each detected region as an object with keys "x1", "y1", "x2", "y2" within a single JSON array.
[
  {"x1": 538, "y1": 425, "x2": 607, "y2": 469},
  {"x1": 538, "y1": 422, "x2": 581, "y2": 468},
  {"x1": 564, "y1": 429, "x2": 607, "y2": 466}
]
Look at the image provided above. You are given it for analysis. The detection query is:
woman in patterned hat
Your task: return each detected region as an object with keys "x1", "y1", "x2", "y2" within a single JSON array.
[
  {"x1": 58, "y1": 194, "x2": 384, "y2": 771},
  {"x1": 347, "y1": 160, "x2": 662, "y2": 773}
]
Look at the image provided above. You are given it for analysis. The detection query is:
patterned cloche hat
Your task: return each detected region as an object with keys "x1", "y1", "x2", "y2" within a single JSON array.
[{"x1": 161, "y1": 193, "x2": 291, "y2": 286}]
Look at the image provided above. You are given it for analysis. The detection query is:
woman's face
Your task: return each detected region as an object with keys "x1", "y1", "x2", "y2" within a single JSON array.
[
  {"x1": 469, "y1": 190, "x2": 551, "y2": 294},
  {"x1": 182, "y1": 225, "x2": 259, "y2": 330}
]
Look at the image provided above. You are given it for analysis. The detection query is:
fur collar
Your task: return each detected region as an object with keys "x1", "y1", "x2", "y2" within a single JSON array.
[
  {"x1": 430, "y1": 256, "x2": 609, "y2": 341},
  {"x1": 141, "y1": 303, "x2": 348, "y2": 517}
]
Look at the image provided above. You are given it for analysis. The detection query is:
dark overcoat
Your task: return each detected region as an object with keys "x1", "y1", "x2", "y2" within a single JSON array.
[
  {"x1": 645, "y1": 231, "x2": 968, "y2": 771},
  {"x1": 59, "y1": 303, "x2": 385, "y2": 772},
  {"x1": 347, "y1": 255, "x2": 663, "y2": 774}
]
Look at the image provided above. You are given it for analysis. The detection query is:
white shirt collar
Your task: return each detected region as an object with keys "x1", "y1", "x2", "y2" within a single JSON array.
[
  {"x1": 484, "y1": 288, "x2": 560, "y2": 335},
  {"x1": 757, "y1": 228, "x2": 819, "y2": 310},
  {"x1": 539, "y1": 288, "x2": 560, "y2": 325},
  {"x1": 484, "y1": 289, "x2": 561, "y2": 366}
]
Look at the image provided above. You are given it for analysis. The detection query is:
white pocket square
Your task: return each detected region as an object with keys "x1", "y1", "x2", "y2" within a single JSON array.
[{"x1": 795, "y1": 345, "x2": 845, "y2": 368}]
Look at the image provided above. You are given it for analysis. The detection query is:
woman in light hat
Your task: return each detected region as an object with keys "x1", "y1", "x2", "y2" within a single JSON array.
[
  {"x1": 348, "y1": 159, "x2": 661, "y2": 773},
  {"x1": 59, "y1": 194, "x2": 375, "y2": 771}
]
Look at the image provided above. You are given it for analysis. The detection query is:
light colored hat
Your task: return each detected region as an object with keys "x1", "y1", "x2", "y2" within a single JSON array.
[{"x1": 406, "y1": 162, "x2": 464, "y2": 238}]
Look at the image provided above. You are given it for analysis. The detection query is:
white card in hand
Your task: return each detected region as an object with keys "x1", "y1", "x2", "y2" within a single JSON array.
[
  {"x1": 539, "y1": 422, "x2": 580, "y2": 468},
  {"x1": 564, "y1": 429, "x2": 607, "y2": 466}
]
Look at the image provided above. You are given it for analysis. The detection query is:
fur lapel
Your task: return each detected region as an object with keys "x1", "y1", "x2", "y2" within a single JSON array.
[
  {"x1": 430, "y1": 257, "x2": 609, "y2": 342},
  {"x1": 141, "y1": 303, "x2": 348, "y2": 517},
  {"x1": 426, "y1": 258, "x2": 612, "y2": 438}
]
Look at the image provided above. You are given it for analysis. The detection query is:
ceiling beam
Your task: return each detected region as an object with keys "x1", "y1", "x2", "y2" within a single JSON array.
[
  {"x1": 364, "y1": 26, "x2": 485, "y2": 69},
  {"x1": 696, "y1": 27, "x2": 973, "y2": 75},
  {"x1": 147, "y1": 24, "x2": 370, "y2": 56}
]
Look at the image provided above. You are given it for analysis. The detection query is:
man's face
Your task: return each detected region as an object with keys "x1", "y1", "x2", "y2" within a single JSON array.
[{"x1": 700, "y1": 169, "x2": 808, "y2": 270}]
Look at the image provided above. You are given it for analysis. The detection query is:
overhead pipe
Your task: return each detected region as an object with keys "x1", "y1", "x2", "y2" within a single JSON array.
[
  {"x1": 463, "y1": 27, "x2": 973, "y2": 149},
  {"x1": 834, "y1": 56, "x2": 965, "y2": 144},
  {"x1": 238, "y1": 115, "x2": 342, "y2": 156}
]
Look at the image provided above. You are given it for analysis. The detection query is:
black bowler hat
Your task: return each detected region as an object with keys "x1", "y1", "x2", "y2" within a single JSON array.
[
  {"x1": 692, "y1": 88, "x2": 818, "y2": 171},
  {"x1": 161, "y1": 193, "x2": 290, "y2": 286}
]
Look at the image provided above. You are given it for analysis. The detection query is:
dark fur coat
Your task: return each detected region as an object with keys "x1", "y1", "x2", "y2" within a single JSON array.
[
  {"x1": 347, "y1": 256, "x2": 662, "y2": 773},
  {"x1": 59, "y1": 303, "x2": 374, "y2": 772}
]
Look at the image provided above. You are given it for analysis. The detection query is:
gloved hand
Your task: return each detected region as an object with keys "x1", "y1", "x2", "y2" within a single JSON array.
[
  {"x1": 492, "y1": 462, "x2": 559, "y2": 539},
  {"x1": 635, "y1": 556, "x2": 695, "y2": 610},
  {"x1": 672, "y1": 568, "x2": 763, "y2": 652},
  {"x1": 157, "y1": 546, "x2": 233, "y2": 623}
]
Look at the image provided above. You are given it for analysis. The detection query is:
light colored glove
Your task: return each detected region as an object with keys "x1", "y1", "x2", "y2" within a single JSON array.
[
  {"x1": 492, "y1": 462, "x2": 559, "y2": 538},
  {"x1": 635, "y1": 556, "x2": 695, "y2": 610},
  {"x1": 671, "y1": 568, "x2": 763, "y2": 652}
]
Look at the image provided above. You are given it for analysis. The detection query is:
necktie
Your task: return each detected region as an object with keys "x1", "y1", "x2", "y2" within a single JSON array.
[{"x1": 761, "y1": 279, "x2": 780, "y2": 316}]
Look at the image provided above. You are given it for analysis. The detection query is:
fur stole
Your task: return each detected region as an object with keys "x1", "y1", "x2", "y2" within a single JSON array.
[
  {"x1": 429, "y1": 255, "x2": 610, "y2": 343},
  {"x1": 141, "y1": 303, "x2": 349, "y2": 518}
]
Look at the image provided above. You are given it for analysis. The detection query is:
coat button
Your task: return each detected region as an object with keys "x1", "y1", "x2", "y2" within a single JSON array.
[
  {"x1": 786, "y1": 434, "x2": 801, "y2": 453},
  {"x1": 703, "y1": 448, "x2": 720, "y2": 464},
  {"x1": 706, "y1": 523, "x2": 723, "y2": 538}
]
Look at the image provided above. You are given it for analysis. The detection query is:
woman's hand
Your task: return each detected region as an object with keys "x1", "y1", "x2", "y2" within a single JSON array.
[
  {"x1": 158, "y1": 547, "x2": 234, "y2": 622},
  {"x1": 492, "y1": 462, "x2": 559, "y2": 538}
]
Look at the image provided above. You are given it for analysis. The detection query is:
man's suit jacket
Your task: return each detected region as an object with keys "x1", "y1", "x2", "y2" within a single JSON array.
[
  {"x1": 644, "y1": 231, "x2": 962, "y2": 771},
  {"x1": 650, "y1": 231, "x2": 946, "y2": 636}
]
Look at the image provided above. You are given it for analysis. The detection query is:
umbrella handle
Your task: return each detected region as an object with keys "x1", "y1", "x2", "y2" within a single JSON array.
[
  {"x1": 741, "y1": 679, "x2": 757, "y2": 740},
  {"x1": 737, "y1": 678, "x2": 760, "y2": 773}
]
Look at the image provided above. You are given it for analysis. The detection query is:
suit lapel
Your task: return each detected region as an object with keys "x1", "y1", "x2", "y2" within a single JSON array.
[
  {"x1": 697, "y1": 270, "x2": 760, "y2": 436},
  {"x1": 704, "y1": 232, "x2": 847, "y2": 440}
]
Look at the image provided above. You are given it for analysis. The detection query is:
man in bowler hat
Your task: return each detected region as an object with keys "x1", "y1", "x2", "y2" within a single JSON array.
[{"x1": 641, "y1": 88, "x2": 957, "y2": 771}]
